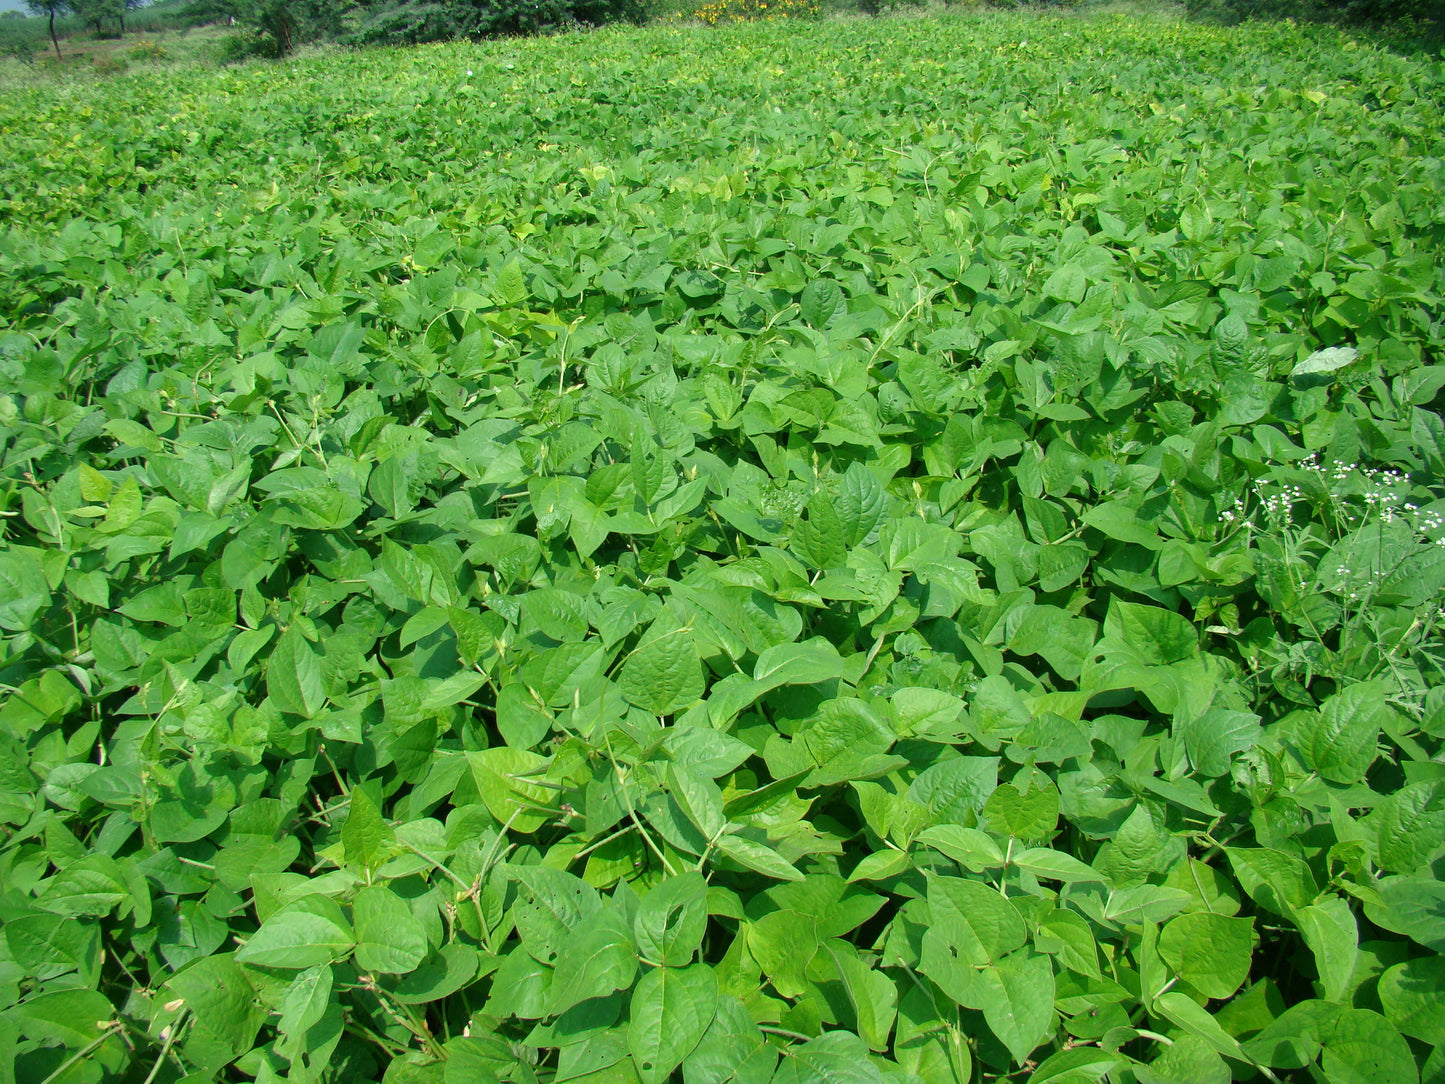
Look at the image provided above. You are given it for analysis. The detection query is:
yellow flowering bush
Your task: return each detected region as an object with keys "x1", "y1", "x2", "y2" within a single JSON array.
[
  {"x1": 692, "y1": 0, "x2": 818, "y2": 24},
  {"x1": 129, "y1": 39, "x2": 168, "y2": 61}
]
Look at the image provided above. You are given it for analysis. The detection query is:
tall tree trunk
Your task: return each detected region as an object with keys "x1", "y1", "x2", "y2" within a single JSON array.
[
  {"x1": 119, "y1": 11, "x2": 126, "y2": 34},
  {"x1": 48, "y1": 10, "x2": 61, "y2": 59}
]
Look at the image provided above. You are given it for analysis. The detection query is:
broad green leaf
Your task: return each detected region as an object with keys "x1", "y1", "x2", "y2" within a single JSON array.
[
  {"x1": 1368, "y1": 779, "x2": 1445, "y2": 873},
  {"x1": 634, "y1": 872, "x2": 708, "y2": 967},
  {"x1": 0, "y1": 548, "x2": 51, "y2": 632},
  {"x1": 794, "y1": 490, "x2": 848, "y2": 570},
  {"x1": 752, "y1": 637, "x2": 845, "y2": 689},
  {"x1": 1366, "y1": 875, "x2": 1445, "y2": 952},
  {"x1": 828, "y1": 942, "x2": 897, "y2": 1052},
  {"x1": 1158, "y1": 912, "x2": 1254, "y2": 999},
  {"x1": 8, "y1": 988, "x2": 115, "y2": 1047},
  {"x1": 353, "y1": 885, "x2": 429, "y2": 974},
  {"x1": 1180, "y1": 706, "x2": 1261, "y2": 778},
  {"x1": 916, "y1": 825, "x2": 1005, "y2": 871},
  {"x1": 849, "y1": 849, "x2": 912, "y2": 882},
  {"x1": 772, "y1": 1032, "x2": 888, "y2": 1084},
  {"x1": 1154, "y1": 992, "x2": 1247, "y2": 1062},
  {"x1": 36, "y1": 853, "x2": 128, "y2": 917},
  {"x1": 747, "y1": 909, "x2": 820, "y2": 998},
  {"x1": 1013, "y1": 848, "x2": 1105, "y2": 884},
  {"x1": 278, "y1": 964, "x2": 333, "y2": 1045},
  {"x1": 716, "y1": 834, "x2": 804, "y2": 883},
  {"x1": 1319, "y1": 1008, "x2": 1418, "y2": 1084},
  {"x1": 236, "y1": 895, "x2": 355, "y2": 969},
  {"x1": 552, "y1": 910, "x2": 639, "y2": 1015},
  {"x1": 978, "y1": 950, "x2": 1055, "y2": 1064},
  {"x1": 800, "y1": 279, "x2": 846, "y2": 328},
  {"x1": 1103, "y1": 600, "x2": 1197, "y2": 664},
  {"x1": 628, "y1": 964, "x2": 717, "y2": 1084},
  {"x1": 619, "y1": 613, "x2": 704, "y2": 716},
  {"x1": 682, "y1": 993, "x2": 777, "y2": 1084},
  {"x1": 468, "y1": 748, "x2": 554, "y2": 834},
  {"x1": 1299, "y1": 682, "x2": 1385, "y2": 784},
  {"x1": 163, "y1": 953, "x2": 267, "y2": 1071},
  {"x1": 1097, "y1": 803, "x2": 1168, "y2": 887},
  {"x1": 267, "y1": 628, "x2": 327, "y2": 719},
  {"x1": 1291, "y1": 345, "x2": 1359, "y2": 383},
  {"x1": 836, "y1": 461, "x2": 888, "y2": 547},
  {"x1": 1378, "y1": 957, "x2": 1445, "y2": 1043},
  {"x1": 1227, "y1": 846, "x2": 1317, "y2": 919},
  {"x1": 1295, "y1": 898, "x2": 1358, "y2": 1003},
  {"x1": 512, "y1": 865, "x2": 602, "y2": 966},
  {"x1": 1035, "y1": 910, "x2": 1101, "y2": 980},
  {"x1": 984, "y1": 780, "x2": 1059, "y2": 840},
  {"x1": 342, "y1": 788, "x2": 396, "y2": 875}
]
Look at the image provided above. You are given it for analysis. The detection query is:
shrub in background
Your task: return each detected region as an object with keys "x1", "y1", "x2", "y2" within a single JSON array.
[
  {"x1": 692, "y1": 0, "x2": 818, "y2": 23},
  {"x1": 1186, "y1": 0, "x2": 1443, "y2": 24}
]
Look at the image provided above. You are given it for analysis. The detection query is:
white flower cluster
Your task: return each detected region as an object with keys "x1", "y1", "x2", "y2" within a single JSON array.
[
  {"x1": 1219, "y1": 483, "x2": 1304, "y2": 528},
  {"x1": 1223, "y1": 453, "x2": 1444, "y2": 542}
]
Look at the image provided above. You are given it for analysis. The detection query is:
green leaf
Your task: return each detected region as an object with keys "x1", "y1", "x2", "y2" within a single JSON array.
[
  {"x1": 619, "y1": 613, "x2": 704, "y2": 716},
  {"x1": 828, "y1": 942, "x2": 898, "y2": 1051},
  {"x1": 984, "y1": 780, "x2": 1059, "y2": 840},
  {"x1": 1180, "y1": 706, "x2": 1261, "y2": 778},
  {"x1": 770, "y1": 1031, "x2": 888, "y2": 1084},
  {"x1": 1082, "y1": 502, "x2": 1164, "y2": 550},
  {"x1": 682, "y1": 993, "x2": 778, "y2": 1084},
  {"x1": 552, "y1": 910, "x2": 639, "y2": 1015},
  {"x1": 267, "y1": 628, "x2": 327, "y2": 719},
  {"x1": 36, "y1": 853, "x2": 129, "y2": 917},
  {"x1": 1299, "y1": 682, "x2": 1385, "y2": 784},
  {"x1": 1013, "y1": 848, "x2": 1105, "y2": 884},
  {"x1": 800, "y1": 279, "x2": 846, "y2": 328},
  {"x1": 1319, "y1": 1008, "x2": 1418, "y2": 1084},
  {"x1": 1103, "y1": 599, "x2": 1197, "y2": 664},
  {"x1": 1291, "y1": 345, "x2": 1359, "y2": 384},
  {"x1": 634, "y1": 872, "x2": 707, "y2": 967},
  {"x1": 8, "y1": 988, "x2": 115, "y2": 1047},
  {"x1": 164, "y1": 954, "x2": 267, "y2": 1071},
  {"x1": 342, "y1": 788, "x2": 397, "y2": 875},
  {"x1": 354, "y1": 885, "x2": 429, "y2": 974},
  {"x1": 836, "y1": 461, "x2": 888, "y2": 547},
  {"x1": 747, "y1": 908, "x2": 820, "y2": 999},
  {"x1": 794, "y1": 490, "x2": 848, "y2": 570},
  {"x1": 1154, "y1": 992, "x2": 1247, "y2": 1062},
  {"x1": 916, "y1": 825, "x2": 1005, "y2": 871},
  {"x1": 0, "y1": 548, "x2": 50, "y2": 632},
  {"x1": 628, "y1": 963, "x2": 717, "y2": 1084},
  {"x1": 468, "y1": 747, "x2": 554, "y2": 833},
  {"x1": 1158, "y1": 913, "x2": 1254, "y2": 999},
  {"x1": 493, "y1": 260, "x2": 528, "y2": 305},
  {"x1": 978, "y1": 951, "x2": 1055, "y2": 1064},
  {"x1": 1295, "y1": 898, "x2": 1358, "y2": 1003},
  {"x1": 849, "y1": 848, "x2": 912, "y2": 882},
  {"x1": 1227, "y1": 847, "x2": 1318, "y2": 919},
  {"x1": 236, "y1": 895, "x2": 355, "y2": 969},
  {"x1": 1366, "y1": 875, "x2": 1445, "y2": 952},
  {"x1": 715, "y1": 833, "x2": 804, "y2": 883},
  {"x1": 1378, "y1": 957, "x2": 1445, "y2": 1043}
]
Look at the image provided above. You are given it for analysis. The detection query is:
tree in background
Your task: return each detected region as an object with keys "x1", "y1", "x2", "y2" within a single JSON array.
[
  {"x1": 120, "y1": 0, "x2": 146, "y2": 33},
  {"x1": 75, "y1": 0, "x2": 124, "y2": 35},
  {"x1": 24, "y1": 0, "x2": 71, "y2": 58}
]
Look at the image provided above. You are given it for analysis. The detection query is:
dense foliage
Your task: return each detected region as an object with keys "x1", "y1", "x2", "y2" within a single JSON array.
[
  {"x1": 1185, "y1": 0, "x2": 1443, "y2": 28},
  {"x1": 2, "y1": 10, "x2": 1445, "y2": 1084}
]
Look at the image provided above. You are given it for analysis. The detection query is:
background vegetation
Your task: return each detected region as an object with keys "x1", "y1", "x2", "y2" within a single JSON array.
[
  {"x1": 2, "y1": 2, "x2": 1444, "y2": 1084},
  {"x1": 1, "y1": 0, "x2": 1438, "y2": 67}
]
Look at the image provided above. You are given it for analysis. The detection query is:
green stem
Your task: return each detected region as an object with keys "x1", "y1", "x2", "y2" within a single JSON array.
[
  {"x1": 39, "y1": 1024, "x2": 122, "y2": 1084},
  {"x1": 140, "y1": 1012, "x2": 187, "y2": 1084}
]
